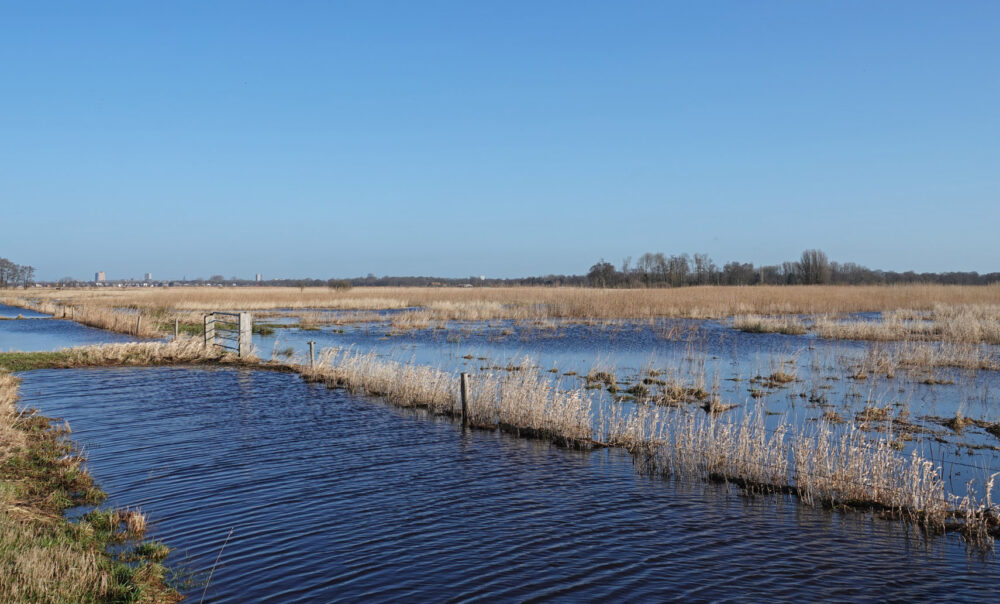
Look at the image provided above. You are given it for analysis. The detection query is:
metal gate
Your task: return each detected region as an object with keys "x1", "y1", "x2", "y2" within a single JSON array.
[{"x1": 204, "y1": 311, "x2": 252, "y2": 357}]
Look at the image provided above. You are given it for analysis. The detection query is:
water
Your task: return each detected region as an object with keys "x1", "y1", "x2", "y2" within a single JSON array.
[
  {"x1": 0, "y1": 302, "x2": 50, "y2": 318},
  {"x1": 5, "y1": 309, "x2": 1000, "y2": 495},
  {"x1": 16, "y1": 367, "x2": 1000, "y2": 601},
  {"x1": 0, "y1": 316, "x2": 139, "y2": 351},
  {"x1": 252, "y1": 317, "x2": 1000, "y2": 477}
]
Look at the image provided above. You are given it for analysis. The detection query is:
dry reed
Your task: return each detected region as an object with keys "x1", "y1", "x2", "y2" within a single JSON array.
[
  {"x1": 9, "y1": 284, "x2": 1000, "y2": 323},
  {"x1": 302, "y1": 349, "x2": 594, "y2": 445},
  {"x1": 602, "y1": 403, "x2": 997, "y2": 537}
]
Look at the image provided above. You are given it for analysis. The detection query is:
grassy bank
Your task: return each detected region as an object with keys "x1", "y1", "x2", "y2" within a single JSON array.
[{"x1": 0, "y1": 372, "x2": 180, "y2": 602}]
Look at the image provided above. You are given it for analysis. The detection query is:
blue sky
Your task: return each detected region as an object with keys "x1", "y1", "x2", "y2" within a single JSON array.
[{"x1": 2, "y1": 1, "x2": 998, "y2": 280}]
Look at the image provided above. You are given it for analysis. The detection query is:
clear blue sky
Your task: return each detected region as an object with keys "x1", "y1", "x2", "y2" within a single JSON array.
[{"x1": 2, "y1": 1, "x2": 998, "y2": 281}]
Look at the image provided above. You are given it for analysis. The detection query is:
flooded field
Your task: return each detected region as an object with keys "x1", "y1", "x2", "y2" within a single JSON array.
[
  {"x1": 251, "y1": 313, "x2": 1000, "y2": 493},
  {"x1": 0, "y1": 304, "x2": 140, "y2": 351},
  {"x1": 3, "y1": 300, "x2": 999, "y2": 599},
  {"x1": 16, "y1": 366, "x2": 1000, "y2": 601}
]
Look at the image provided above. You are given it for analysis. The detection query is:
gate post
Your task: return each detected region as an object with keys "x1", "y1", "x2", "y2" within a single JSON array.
[
  {"x1": 238, "y1": 312, "x2": 252, "y2": 357},
  {"x1": 204, "y1": 314, "x2": 215, "y2": 349}
]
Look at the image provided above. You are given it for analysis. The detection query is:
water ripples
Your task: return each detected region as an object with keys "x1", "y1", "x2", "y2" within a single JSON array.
[{"x1": 16, "y1": 367, "x2": 999, "y2": 601}]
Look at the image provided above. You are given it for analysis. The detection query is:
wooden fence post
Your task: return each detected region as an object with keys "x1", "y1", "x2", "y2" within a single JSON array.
[
  {"x1": 308, "y1": 341, "x2": 315, "y2": 368},
  {"x1": 238, "y1": 312, "x2": 252, "y2": 358},
  {"x1": 135, "y1": 315, "x2": 142, "y2": 335},
  {"x1": 460, "y1": 372, "x2": 470, "y2": 428},
  {"x1": 174, "y1": 318, "x2": 179, "y2": 339},
  {"x1": 204, "y1": 314, "x2": 215, "y2": 349}
]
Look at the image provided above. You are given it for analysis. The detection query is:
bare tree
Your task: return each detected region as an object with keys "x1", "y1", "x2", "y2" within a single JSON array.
[{"x1": 799, "y1": 249, "x2": 831, "y2": 284}]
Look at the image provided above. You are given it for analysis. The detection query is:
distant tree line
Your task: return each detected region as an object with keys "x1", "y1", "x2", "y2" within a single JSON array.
[
  {"x1": 25, "y1": 249, "x2": 1000, "y2": 289},
  {"x1": 0, "y1": 257, "x2": 34, "y2": 288},
  {"x1": 586, "y1": 250, "x2": 1000, "y2": 288}
]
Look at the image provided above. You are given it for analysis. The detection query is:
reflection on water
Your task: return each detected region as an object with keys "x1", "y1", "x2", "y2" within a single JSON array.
[{"x1": 16, "y1": 367, "x2": 1000, "y2": 601}]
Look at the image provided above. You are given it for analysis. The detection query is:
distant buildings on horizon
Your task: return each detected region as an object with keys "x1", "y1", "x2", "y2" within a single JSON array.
[{"x1": 85, "y1": 270, "x2": 265, "y2": 285}]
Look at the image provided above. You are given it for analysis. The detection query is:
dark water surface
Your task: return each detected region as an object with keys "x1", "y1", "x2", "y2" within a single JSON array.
[{"x1": 16, "y1": 367, "x2": 999, "y2": 602}]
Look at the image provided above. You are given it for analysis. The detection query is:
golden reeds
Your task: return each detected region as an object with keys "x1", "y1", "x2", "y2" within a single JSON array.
[
  {"x1": 602, "y1": 402, "x2": 996, "y2": 537},
  {"x1": 732, "y1": 303, "x2": 1000, "y2": 345},
  {"x1": 8, "y1": 283, "x2": 1000, "y2": 323},
  {"x1": 302, "y1": 350, "x2": 594, "y2": 445}
]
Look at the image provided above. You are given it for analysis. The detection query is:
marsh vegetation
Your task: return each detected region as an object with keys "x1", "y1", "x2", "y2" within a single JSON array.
[{"x1": 3, "y1": 283, "x2": 1000, "y2": 601}]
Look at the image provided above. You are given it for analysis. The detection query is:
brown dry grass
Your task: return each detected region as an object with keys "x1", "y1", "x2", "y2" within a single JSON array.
[{"x1": 8, "y1": 284, "x2": 1000, "y2": 320}]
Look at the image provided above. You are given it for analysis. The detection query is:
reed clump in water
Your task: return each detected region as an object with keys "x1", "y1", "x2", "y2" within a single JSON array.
[
  {"x1": 728, "y1": 303, "x2": 1000, "y2": 345},
  {"x1": 0, "y1": 372, "x2": 180, "y2": 602},
  {"x1": 732, "y1": 315, "x2": 808, "y2": 335},
  {"x1": 602, "y1": 403, "x2": 998, "y2": 541},
  {"x1": 302, "y1": 349, "x2": 596, "y2": 447},
  {"x1": 812, "y1": 305, "x2": 1000, "y2": 345}
]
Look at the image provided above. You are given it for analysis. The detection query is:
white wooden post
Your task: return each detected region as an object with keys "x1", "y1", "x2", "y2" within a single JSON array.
[
  {"x1": 204, "y1": 314, "x2": 216, "y2": 348},
  {"x1": 238, "y1": 312, "x2": 252, "y2": 357}
]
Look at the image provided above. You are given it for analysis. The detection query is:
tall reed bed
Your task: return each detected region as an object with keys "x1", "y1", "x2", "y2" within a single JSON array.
[{"x1": 10, "y1": 284, "x2": 1000, "y2": 322}]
